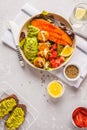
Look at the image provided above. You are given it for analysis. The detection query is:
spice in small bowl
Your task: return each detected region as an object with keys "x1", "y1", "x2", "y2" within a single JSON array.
[
  {"x1": 64, "y1": 64, "x2": 80, "y2": 81},
  {"x1": 72, "y1": 107, "x2": 87, "y2": 128}
]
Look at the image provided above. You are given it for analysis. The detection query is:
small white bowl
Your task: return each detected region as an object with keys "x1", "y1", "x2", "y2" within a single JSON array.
[
  {"x1": 63, "y1": 64, "x2": 80, "y2": 81},
  {"x1": 47, "y1": 80, "x2": 65, "y2": 100},
  {"x1": 72, "y1": 107, "x2": 87, "y2": 128}
]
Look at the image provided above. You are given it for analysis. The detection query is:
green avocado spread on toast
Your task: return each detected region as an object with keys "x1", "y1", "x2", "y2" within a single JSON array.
[
  {"x1": 6, "y1": 107, "x2": 25, "y2": 130},
  {"x1": 0, "y1": 98, "x2": 17, "y2": 119}
]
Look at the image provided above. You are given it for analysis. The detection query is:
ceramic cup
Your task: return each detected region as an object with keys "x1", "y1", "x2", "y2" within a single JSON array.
[
  {"x1": 47, "y1": 80, "x2": 64, "y2": 101},
  {"x1": 63, "y1": 64, "x2": 80, "y2": 82},
  {"x1": 72, "y1": 106, "x2": 87, "y2": 128}
]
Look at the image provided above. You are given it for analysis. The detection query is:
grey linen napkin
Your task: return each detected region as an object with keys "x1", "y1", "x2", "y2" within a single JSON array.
[
  {"x1": 2, "y1": 3, "x2": 40, "y2": 50},
  {"x1": 2, "y1": 3, "x2": 87, "y2": 88}
]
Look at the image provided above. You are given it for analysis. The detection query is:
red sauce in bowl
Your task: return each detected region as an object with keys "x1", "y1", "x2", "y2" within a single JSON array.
[{"x1": 72, "y1": 107, "x2": 87, "y2": 128}]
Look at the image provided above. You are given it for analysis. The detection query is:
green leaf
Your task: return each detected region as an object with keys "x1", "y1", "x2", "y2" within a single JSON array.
[{"x1": 41, "y1": 10, "x2": 49, "y2": 15}]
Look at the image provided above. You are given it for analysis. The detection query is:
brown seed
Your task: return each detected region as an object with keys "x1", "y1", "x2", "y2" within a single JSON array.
[{"x1": 65, "y1": 65, "x2": 79, "y2": 79}]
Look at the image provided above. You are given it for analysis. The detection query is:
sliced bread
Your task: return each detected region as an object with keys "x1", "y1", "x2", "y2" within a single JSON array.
[
  {"x1": 5, "y1": 104, "x2": 27, "y2": 130},
  {"x1": 0, "y1": 94, "x2": 18, "y2": 119}
]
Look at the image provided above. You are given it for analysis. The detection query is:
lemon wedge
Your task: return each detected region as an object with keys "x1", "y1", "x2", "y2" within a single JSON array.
[
  {"x1": 75, "y1": 7, "x2": 87, "y2": 20},
  {"x1": 60, "y1": 45, "x2": 74, "y2": 57},
  {"x1": 47, "y1": 81, "x2": 64, "y2": 98}
]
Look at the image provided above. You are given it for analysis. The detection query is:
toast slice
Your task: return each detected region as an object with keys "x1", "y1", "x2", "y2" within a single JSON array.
[
  {"x1": 5, "y1": 104, "x2": 27, "y2": 130},
  {"x1": 0, "y1": 94, "x2": 18, "y2": 119}
]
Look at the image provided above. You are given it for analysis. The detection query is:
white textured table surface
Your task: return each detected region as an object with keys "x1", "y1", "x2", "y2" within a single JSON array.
[{"x1": 0, "y1": 0, "x2": 87, "y2": 130}]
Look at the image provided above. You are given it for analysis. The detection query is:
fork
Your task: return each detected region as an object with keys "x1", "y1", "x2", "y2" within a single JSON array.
[{"x1": 9, "y1": 21, "x2": 25, "y2": 67}]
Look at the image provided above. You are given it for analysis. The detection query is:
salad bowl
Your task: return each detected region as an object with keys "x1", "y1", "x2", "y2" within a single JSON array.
[{"x1": 18, "y1": 12, "x2": 76, "y2": 71}]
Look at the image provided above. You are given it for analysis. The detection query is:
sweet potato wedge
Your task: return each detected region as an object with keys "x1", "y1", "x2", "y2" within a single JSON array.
[{"x1": 31, "y1": 19, "x2": 73, "y2": 46}]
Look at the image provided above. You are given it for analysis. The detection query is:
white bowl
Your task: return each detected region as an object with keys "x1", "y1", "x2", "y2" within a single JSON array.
[
  {"x1": 47, "y1": 80, "x2": 65, "y2": 99},
  {"x1": 63, "y1": 63, "x2": 80, "y2": 81},
  {"x1": 18, "y1": 12, "x2": 76, "y2": 71},
  {"x1": 72, "y1": 107, "x2": 87, "y2": 128}
]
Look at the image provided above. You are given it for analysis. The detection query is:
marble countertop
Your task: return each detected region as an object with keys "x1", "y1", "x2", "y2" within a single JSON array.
[{"x1": 0, "y1": 0, "x2": 87, "y2": 130}]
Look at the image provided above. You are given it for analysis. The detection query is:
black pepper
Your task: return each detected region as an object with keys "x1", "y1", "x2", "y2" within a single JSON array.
[{"x1": 65, "y1": 65, "x2": 79, "y2": 79}]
